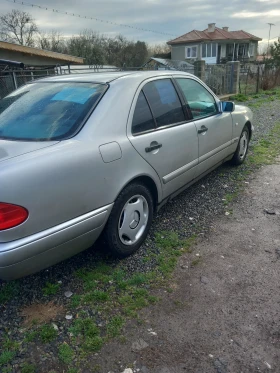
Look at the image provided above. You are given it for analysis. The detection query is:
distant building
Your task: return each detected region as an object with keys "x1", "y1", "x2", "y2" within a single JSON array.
[{"x1": 168, "y1": 23, "x2": 262, "y2": 64}]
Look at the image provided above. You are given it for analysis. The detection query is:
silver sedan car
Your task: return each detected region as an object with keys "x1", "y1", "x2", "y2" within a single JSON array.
[{"x1": 0, "y1": 71, "x2": 253, "y2": 280}]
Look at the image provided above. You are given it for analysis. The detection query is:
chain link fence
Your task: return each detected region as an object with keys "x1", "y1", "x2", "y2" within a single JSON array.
[
  {"x1": 205, "y1": 64, "x2": 234, "y2": 96},
  {"x1": 0, "y1": 68, "x2": 58, "y2": 99},
  {"x1": 239, "y1": 63, "x2": 280, "y2": 95}
]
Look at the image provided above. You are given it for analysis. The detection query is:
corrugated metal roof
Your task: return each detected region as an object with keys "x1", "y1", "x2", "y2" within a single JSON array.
[
  {"x1": 168, "y1": 27, "x2": 262, "y2": 45},
  {"x1": 0, "y1": 41, "x2": 84, "y2": 64},
  {"x1": 150, "y1": 57, "x2": 194, "y2": 69}
]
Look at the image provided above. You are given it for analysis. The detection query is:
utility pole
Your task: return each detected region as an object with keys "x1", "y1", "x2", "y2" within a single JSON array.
[{"x1": 267, "y1": 23, "x2": 275, "y2": 55}]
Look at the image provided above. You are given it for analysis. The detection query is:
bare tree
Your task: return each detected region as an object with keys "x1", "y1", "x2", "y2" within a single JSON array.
[
  {"x1": 0, "y1": 9, "x2": 38, "y2": 46},
  {"x1": 66, "y1": 30, "x2": 106, "y2": 66},
  {"x1": 148, "y1": 43, "x2": 171, "y2": 58},
  {"x1": 37, "y1": 31, "x2": 66, "y2": 53}
]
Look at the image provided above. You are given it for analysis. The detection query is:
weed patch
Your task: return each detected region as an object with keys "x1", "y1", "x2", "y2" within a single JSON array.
[
  {"x1": 42, "y1": 282, "x2": 61, "y2": 296},
  {"x1": 0, "y1": 351, "x2": 15, "y2": 367},
  {"x1": 0, "y1": 282, "x2": 19, "y2": 305},
  {"x1": 106, "y1": 316, "x2": 125, "y2": 338},
  {"x1": 58, "y1": 344, "x2": 74, "y2": 365},
  {"x1": 39, "y1": 324, "x2": 58, "y2": 343}
]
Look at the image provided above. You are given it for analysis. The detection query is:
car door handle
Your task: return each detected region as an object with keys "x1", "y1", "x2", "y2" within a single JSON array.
[
  {"x1": 145, "y1": 143, "x2": 162, "y2": 152},
  {"x1": 198, "y1": 125, "x2": 208, "y2": 134}
]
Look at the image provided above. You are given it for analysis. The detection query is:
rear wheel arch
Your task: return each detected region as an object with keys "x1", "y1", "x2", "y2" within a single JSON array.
[{"x1": 121, "y1": 175, "x2": 159, "y2": 211}]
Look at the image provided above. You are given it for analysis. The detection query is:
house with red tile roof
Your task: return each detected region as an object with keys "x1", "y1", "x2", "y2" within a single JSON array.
[{"x1": 167, "y1": 23, "x2": 262, "y2": 64}]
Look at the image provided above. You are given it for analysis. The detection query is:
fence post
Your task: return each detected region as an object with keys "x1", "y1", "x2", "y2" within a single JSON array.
[
  {"x1": 256, "y1": 64, "x2": 260, "y2": 94},
  {"x1": 226, "y1": 61, "x2": 240, "y2": 94},
  {"x1": 194, "y1": 60, "x2": 206, "y2": 82},
  {"x1": 12, "y1": 71, "x2": 18, "y2": 90}
]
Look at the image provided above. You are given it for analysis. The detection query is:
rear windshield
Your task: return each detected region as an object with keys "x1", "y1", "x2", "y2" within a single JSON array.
[{"x1": 0, "y1": 82, "x2": 107, "y2": 141}]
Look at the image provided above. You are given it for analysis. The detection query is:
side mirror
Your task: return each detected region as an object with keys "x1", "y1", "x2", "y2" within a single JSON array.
[{"x1": 221, "y1": 101, "x2": 235, "y2": 112}]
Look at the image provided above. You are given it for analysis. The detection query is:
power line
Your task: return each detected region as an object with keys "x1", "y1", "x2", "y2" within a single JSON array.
[{"x1": 5, "y1": 0, "x2": 177, "y2": 37}]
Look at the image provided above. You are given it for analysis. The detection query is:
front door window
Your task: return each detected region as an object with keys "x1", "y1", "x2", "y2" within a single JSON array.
[{"x1": 176, "y1": 78, "x2": 218, "y2": 119}]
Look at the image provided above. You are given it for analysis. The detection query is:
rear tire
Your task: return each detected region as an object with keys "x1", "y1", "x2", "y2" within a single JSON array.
[
  {"x1": 104, "y1": 183, "x2": 154, "y2": 258},
  {"x1": 230, "y1": 125, "x2": 250, "y2": 165}
]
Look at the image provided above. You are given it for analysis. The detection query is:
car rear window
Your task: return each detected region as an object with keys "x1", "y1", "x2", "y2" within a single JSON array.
[{"x1": 0, "y1": 82, "x2": 107, "y2": 141}]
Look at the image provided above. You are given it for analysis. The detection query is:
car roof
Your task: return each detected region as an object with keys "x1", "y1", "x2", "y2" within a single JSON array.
[{"x1": 37, "y1": 70, "x2": 193, "y2": 84}]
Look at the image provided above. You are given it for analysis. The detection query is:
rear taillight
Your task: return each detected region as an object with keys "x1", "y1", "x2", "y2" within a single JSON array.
[{"x1": 0, "y1": 203, "x2": 28, "y2": 230}]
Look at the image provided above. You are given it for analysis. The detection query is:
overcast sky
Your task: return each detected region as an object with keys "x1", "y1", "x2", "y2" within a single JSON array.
[{"x1": 1, "y1": 0, "x2": 280, "y2": 45}]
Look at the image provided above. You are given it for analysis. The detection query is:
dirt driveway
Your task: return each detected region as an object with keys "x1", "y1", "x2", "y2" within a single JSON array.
[{"x1": 94, "y1": 162, "x2": 280, "y2": 373}]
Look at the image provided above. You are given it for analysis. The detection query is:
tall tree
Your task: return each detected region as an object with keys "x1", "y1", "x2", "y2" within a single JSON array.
[{"x1": 0, "y1": 9, "x2": 38, "y2": 46}]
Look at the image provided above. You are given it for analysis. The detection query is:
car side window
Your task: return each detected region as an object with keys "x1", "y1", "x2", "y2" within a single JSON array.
[
  {"x1": 143, "y1": 79, "x2": 185, "y2": 127},
  {"x1": 176, "y1": 78, "x2": 218, "y2": 120},
  {"x1": 132, "y1": 91, "x2": 156, "y2": 134}
]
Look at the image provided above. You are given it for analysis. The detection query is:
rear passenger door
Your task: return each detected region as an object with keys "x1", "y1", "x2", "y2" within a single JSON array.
[{"x1": 127, "y1": 77, "x2": 199, "y2": 199}]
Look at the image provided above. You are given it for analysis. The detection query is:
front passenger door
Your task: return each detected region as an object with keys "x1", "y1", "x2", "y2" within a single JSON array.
[{"x1": 175, "y1": 77, "x2": 233, "y2": 175}]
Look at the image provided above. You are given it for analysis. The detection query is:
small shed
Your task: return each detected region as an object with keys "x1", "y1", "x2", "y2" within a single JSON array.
[{"x1": 0, "y1": 41, "x2": 83, "y2": 67}]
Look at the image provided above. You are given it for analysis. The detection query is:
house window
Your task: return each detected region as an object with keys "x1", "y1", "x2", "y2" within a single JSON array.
[
  {"x1": 238, "y1": 44, "x2": 249, "y2": 57},
  {"x1": 201, "y1": 43, "x2": 217, "y2": 58},
  {"x1": 249, "y1": 43, "x2": 255, "y2": 57},
  {"x1": 186, "y1": 46, "x2": 197, "y2": 58}
]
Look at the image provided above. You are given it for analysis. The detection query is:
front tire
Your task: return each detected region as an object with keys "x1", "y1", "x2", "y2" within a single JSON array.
[
  {"x1": 230, "y1": 125, "x2": 250, "y2": 165},
  {"x1": 104, "y1": 183, "x2": 154, "y2": 258}
]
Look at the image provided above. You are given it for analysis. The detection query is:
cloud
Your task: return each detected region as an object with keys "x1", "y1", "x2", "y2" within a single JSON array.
[
  {"x1": 1, "y1": 0, "x2": 279, "y2": 44},
  {"x1": 232, "y1": 9, "x2": 280, "y2": 18}
]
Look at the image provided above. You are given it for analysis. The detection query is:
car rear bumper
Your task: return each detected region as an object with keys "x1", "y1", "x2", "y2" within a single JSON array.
[{"x1": 0, "y1": 203, "x2": 113, "y2": 280}]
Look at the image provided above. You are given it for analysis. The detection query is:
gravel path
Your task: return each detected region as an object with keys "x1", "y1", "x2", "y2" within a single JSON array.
[{"x1": 1, "y1": 97, "x2": 280, "y2": 372}]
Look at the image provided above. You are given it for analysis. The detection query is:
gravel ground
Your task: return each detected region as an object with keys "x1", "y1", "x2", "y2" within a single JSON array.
[{"x1": 1, "y1": 97, "x2": 280, "y2": 371}]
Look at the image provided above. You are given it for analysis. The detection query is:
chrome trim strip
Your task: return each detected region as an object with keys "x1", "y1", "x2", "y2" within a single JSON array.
[
  {"x1": 199, "y1": 140, "x2": 232, "y2": 163},
  {"x1": 163, "y1": 159, "x2": 198, "y2": 184}
]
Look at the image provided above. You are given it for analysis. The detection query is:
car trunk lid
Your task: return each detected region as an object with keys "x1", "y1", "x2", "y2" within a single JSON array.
[{"x1": 0, "y1": 140, "x2": 59, "y2": 163}]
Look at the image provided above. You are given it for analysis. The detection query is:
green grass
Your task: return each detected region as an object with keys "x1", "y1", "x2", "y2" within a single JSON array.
[
  {"x1": 230, "y1": 93, "x2": 249, "y2": 102},
  {"x1": 58, "y1": 344, "x2": 74, "y2": 365},
  {"x1": 2, "y1": 337, "x2": 19, "y2": 351},
  {"x1": 39, "y1": 324, "x2": 58, "y2": 343},
  {"x1": 24, "y1": 331, "x2": 38, "y2": 343},
  {"x1": 21, "y1": 363, "x2": 36, "y2": 373},
  {"x1": 67, "y1": 369, "x2": 79, "y2": 373},
  {"x1": 42, "y1": 282, "x2": 61, "y2": 296},
  {"x1": 223, "y1": 191, "x2": 238, "y2": 206},
  {"x1": 155, "y1": 231, "x2": 195, "y2": 277},
  {"x1": 70, "y1": 294, "x2": 82, "y2": 308},
  {"x1": 0, "y1": 282, "x2": 19, "y2": 305},
  {"x1": 83, "y1": 289, "x2": 109, "y2": 303},
  {"x1": 106, "y1": 316, "x2": 125, "y2": 338},
  {"x1": 69, "y1": 318, "x2": 99, "y2": 338},
  {"x1": 249, "y1": 123, "x2": 280, "y2": 165},
  {"x1": 0, "y1": 351, "x2": 15, "y2": 367},
  {"x1": 127, "y1": 273, "x2": 150, "y2": 286},
  {"x1": 83, "y1": 336, "x2": 104, "y2": 352}
]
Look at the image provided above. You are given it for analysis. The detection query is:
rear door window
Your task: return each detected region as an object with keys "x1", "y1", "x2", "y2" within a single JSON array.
[
  {"x1": 143, "y1": 79, "x2": 185, "y2": 128},
  {"x1": 132, "y1": 91, "x2": 155, "y2": 134}
]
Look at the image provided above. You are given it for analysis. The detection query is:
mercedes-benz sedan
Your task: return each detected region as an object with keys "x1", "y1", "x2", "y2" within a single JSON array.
[{"x1": 0, "y1": 71, "x2": 253, "y2": 280}]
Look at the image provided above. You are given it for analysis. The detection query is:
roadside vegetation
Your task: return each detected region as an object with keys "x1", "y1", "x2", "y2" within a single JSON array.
[{"x1": 1, "y1": 92, "x2": 280, "y2": 372}]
